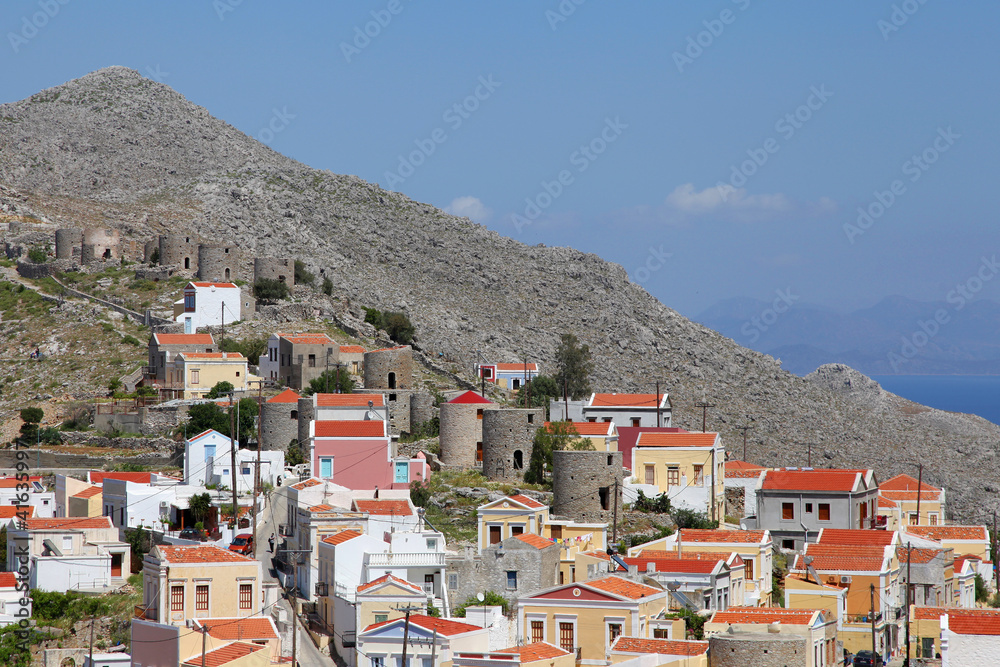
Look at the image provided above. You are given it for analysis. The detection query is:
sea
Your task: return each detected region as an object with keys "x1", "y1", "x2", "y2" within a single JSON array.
[{"x1": 870, "y1": 375, "x2": 1000, "y2": 426}]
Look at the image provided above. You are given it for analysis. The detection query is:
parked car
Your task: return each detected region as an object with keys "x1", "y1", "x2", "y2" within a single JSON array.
[
  {"x1": 179, "y1": 527, "x2": 203, "y2": 541},
  {"x1": 229, "y1": 533, "x2": 254, "y2": 555},
  {"x1": 853, "y1": 650, "x2": 883, "y2": 667}
]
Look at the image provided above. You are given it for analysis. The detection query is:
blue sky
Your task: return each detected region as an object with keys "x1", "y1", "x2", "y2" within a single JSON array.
[{"x1": 2, "y1": 1, "x2": 998, "y2": 318}]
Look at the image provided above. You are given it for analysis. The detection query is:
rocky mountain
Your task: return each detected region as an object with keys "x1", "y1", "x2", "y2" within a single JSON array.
[{"x1": 1, "y1": 67, "x2": 998, "y2": 521}]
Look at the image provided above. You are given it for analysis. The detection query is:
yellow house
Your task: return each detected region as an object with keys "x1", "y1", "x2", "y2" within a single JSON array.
[
  {"x1": 704, "y1": 607, "x2": 838, "y2": 667},
  {"x1": 131, "y1": 617, "x2": 277, "y2": 667},
  {"x1": 609, "y1": 636, "x2": 709, "y2": 666},
  {"x1": 166, "y1": 351, "x2": 252, "y2": 399},
  {"x1": 67, "y1": 485, "x2": 102, "y2": 517},
  {"x1": 879, "y1": 474, "x2": 946, "y2": 526},
  {"x1": 784, "y1": 574, "x2": 848, "y2": 629},
  {"x1": 876, "y1": 496, "x2": 903, "y2": 531},
  {"x1": 628, "y1": 529, "x2": 773, "y2": 607},
  {"x1": 543, "y1": 421, "x2": 619, "y2": 452},
  {"x1": 904, "y1": 525, "x2": 991, "y2": 561},
  {"x1": 630, "y1": 432, "x2": 725, "y2": 522},
  {"x1": 138, "y1": 545, "x2": 263, "y2": 626},
  {"x1": 516, "y1": 575, "x2": 670, "y2": 664}
]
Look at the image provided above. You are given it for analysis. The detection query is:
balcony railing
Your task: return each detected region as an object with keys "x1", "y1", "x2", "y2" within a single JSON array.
[
  {"x1": 367, "y1": 552, "x2": 446, "y2": 568},
  {"x1": 846, "y1": 612, "x2": 883, "y2": 624}
]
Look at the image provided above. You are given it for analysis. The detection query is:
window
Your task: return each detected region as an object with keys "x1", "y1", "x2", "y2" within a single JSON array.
[
  {"x1": 476, "y1": 442, "x2": 483, "y2": 462},
  {"x1": 909, "y1": 512, "x2": 918, "y2": 525},
  {"x1": 818, "y1": 503, "x2": 831, "y2": 521},
  {"x1": 476, "y1": 409, "x2": 484, "y2": 421},
  {"x1": 394, "y1": 461, "x2": 409, "y2": 484},
  {"x1": 511, "y1": 525, "x2": 524, "y2": 536},
  {"x1": 805, "y1": 503, "x2": 813, "y2": 513},
  {"x1": 171, "y1": 585, "x2": 184, "y2": 612},
  {"x1": 426, "y1": 538, "x2": 437, "y2": 550},
  {"x1": 631, "y1": 418, "x2": 641, "y2": 427},
  {"x1": 531, "y1": 620, "x2": 544, "y2": 643},
  {"x1": 506, "y1": 571, "x2": 518, "y2": 590},
  {"x1": 527, "y1": 413, "x2": 534, "y2": 424},
  {"x1": 782, "y1": 539, "x2": 795, "y2": 549},
  {"x1": 644, "y1": 465, "x2": 655, "y2": 485},
  {"x1": 424, "y1": 574, "x2": 435, "y2": 594},
  {"x1": 374, "y1": 615, "x2": 388, "y2": 624},
  {"x1": 599, "y1": 486, "x2": 610, "y2": 510},
  {"x1": 372, "y1": 658, "x2": 385, "y2": 667},
  {"x1": 744, "y1": 558, "x2": 754, "y2": 581},
  {"x1": 512, "y1": 379, "x2": 521, "y2": 390},
  {"x1": 308, "y1": 354, "x2": 316, "y2": 368},
  {"x1": 667, "y1": 467, "x2": 680, "y2": 486},
  {"x1": 550, "y1": 525, "x2": 562, "y2": 539},
  {"x1": 513, "y1": 450, "x2": 523, "y2": 470},
  {"x1": 489, "y1": 526, "x2": 502, "y2": 545},
  {"x1": 239, "y1": 583, "x2": 253, "y2": 610},
  {"x1": 320, "y1": 457, "x2": 333, "y2": 479},
  {"x1": 388, "y1": 372, "x2": 396, "y2": 389},
  {"x1": 196, "y1": 584, "x2": 209, "y2": 611},
  {"x1": 190, "y1": 369, "x2": 200, "y2": 384},
  {"x1": 184, "y1": 293, "x2": 195, "y2": 310},
  {"x1": 693, "y1": 465, "x2": 703, "y2": 485},
  {"x1": 930, "y1": 514, "x2": 939, "y2": 526},
  {"x1": 782, "y1": 503, "x2": 794, "y2": 520},
  {"x1": 653, "y1": 628, "x2": 670, "y2": 639},
  {"x1": 242, "y1": 467, "x2": 251, "y2": 475},
  {"x1": 608, "y1": 623, "x2": 622, "y2": 645},
  {"x1": 448, "y1": 574, "x2": 458, "y2": 591},
  {"x1": 559, "y1": 622, "x2": 574, "y2": 652}
]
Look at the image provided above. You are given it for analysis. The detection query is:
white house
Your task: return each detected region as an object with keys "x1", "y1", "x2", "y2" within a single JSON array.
[
  {"x1": 0, "y1": 477, "x2": 54, "y2": 518},
  {"x1": 358, "y1": 615, "x2": 489, "y2": 667},
  {"x1": 0, "y1": 572, "x2": 30, "y2": 626},
  {"x1": 173, "y1": 282, "x2": 243, "y2": 332},
  {"x1": 317, "y1": 529, "x2": 390, "y2": 602},
  {"x1": 314, "y1": 393, "x2": 388, "y2": 422},
  {"x1": 549, "y1": 392, "x2": 672, "y2": 427},
  {"x1": 184, "y1": 429, "x2": 285, "y2": 493}
]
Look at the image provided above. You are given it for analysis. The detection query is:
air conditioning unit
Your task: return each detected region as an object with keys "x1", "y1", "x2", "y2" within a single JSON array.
[
  {"x1": 840, "y1": 575, "x2": 852, "y2": 584},
  {"x1": 827, "y1": 576, "x2": 837, "y2": 584},
  {"x1": 159, "y1": 501, "x2": 169, "y2": 510},
  {"x1": 315, "y1": 582, "x2": 328, "y2": 597}
]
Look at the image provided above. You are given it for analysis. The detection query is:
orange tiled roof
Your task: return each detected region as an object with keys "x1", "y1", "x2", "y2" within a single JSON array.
[
  {"x1": 906, "y1": 525, "x2": 988, "y2": 542},
  {"x1": 496, "y1": 643, "x2": 572, "y2": 660},
  {"x1": 954, "y1": 554, "x2": 984, "y2": 572},
  {"x1": 580, "y1": 550, "x2": 611, "y2": 561},
  {"x1": 317, "y1": 393, "x2": 385, "y2": 407},
  {"x1": 322, "y1": 529, "x2": 362, "y2": 545},
  {"x1": 611, "y1": 637, "x2": 708, "y2": 656},
  {"x1": 195, "y1": 617, "x2": 278, "y2": 641},
  {"x1": 792, "y1": 545, "x2": 888, "y2": 572},
  {"x1": 307, "y1": 504, "x2": 335, "y2": 513},
  {"x1": 586, "y1": 576, "x2": 662, "y2": 599},
  {"x1": 0, "y1": 506, "x2": 33, "y2": 518},
  {"x1": 357, "y1": 574, "x2": 423, "y2": 594},
  {"x1": 637, "y1": 550, "x2": 744, "y2": 565},
  {"x1": 0, "y1": 572, "x2": 16, "y2": 588},
  {"x1": 290, "y1": 478, "x2": 322, "y2": 490},
  {"x1": 761, "y1": 469, "x2": 861, "y2": 492},
  {"x1": 153, "y1": 333, "x2": 215, "y2": 345},
  {"x1": 898, "y1": 546, "x2": 942, "y2": 564},
  {"x1": 817, "y1": 529, "x2": 896, "y2": 546},
  {"x1": 637, "y1": 432, "x2": 718, "y2": 448},
  {"x1": 25, "y1": 517, "x2": 112, "y2": 530},
  {"x1": 0, "y1": 476, "x2": 41, "y2": 488},
  {"x1": 267, "y1": 389, "x2": 301, "y2": 404},
  {"x1": 177, "y1": 352, "x2": 245, "y2": 360},
  {"x1": 881, "y1": 474, "x2": 940, "y2": 492},
  {"x1": 157, "y1": 545, "x2": 255, "y2": 564},
  {"x1": 314, "y1": 420, "x2": 386, "y2": 437},
  {"x1": 913, "y1": 606, "x2": 1000, "y2": 620},
  {"x1": 880, "y1": 490, "x2": 942, "y2": 501},
  {"x1": 542, "y1": 421, "x2": 614, "y2": 436},
  {"x1": 711, "y1": 607, "x2": 821, "y2": 626},
  {"x1": 621, "y1": 556, "x2": 723, "y2": 574},
  {"x1": 726, "y1": 460, "x2": 767, "y2": 478},
  {"x1": 678, "y1": 529, "x2": 767, "y2": 544},
  {"x1": 354, "y1": 499, "x2": 412, "y2": 516},
  {"x1": 591, "y1": 393, "x2": 665, "y2": 407},
  {"x1": 88, "y1": 471, "x2": 154, "y2": 484},
  {"x1": 340, "y1": 345, "x2": 366, "y2": 354},
  {"x1": 182, "y1": 641, "x2": 265, "y2": 667},
  {"x1": 491, "y1": 363, "x2": 538, "y2": 372},
  {"x1": 70, "y1": 486, "x2": 102, "y2": 499},
  {"x1": 878, "y1": 496, "x2": 899, "y2": 508},
  {"x1": 514, "y1": 533, "x2": 555, "y2": 550},
  {"x1": 364, "y1": 614, "x2": 480, "y2": 636},
  {"x1": 189, "y1": 282, "x2": 238, "y2": 289},
  {"x1": 948, "y1": 615, "x2": 1000, "y2": 636},
  {"x1": 508, "y1": 494, "x2": 545, "y2": 509},
  {"x1": 279, "y1": 333, "x2": 332, "y2": 345}
]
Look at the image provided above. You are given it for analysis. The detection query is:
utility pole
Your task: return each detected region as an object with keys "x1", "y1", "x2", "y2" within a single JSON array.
[
  {"x1": 710, "y1": 444, "x2": 717, "y2": 525},
  {"x1": 655, "y1": 381, "x2": 661, "y2": 428},
  {"x1": 229, "y1": 393, "x2": 238, "y2": 532},
  {"x1": 905, "y1": 544, "x2": 912, "y2": 667},
  {"x1": 612, "y1": 477, "x2": 619, "y2": 545},
  {"x1": 695, "y1": 401, "x2": 715, "y2": 433},
  {"x1": 325, "y1": 348, "x2": 331, "y2": 394},
  {"x1": 916, "y1": 463, "x2": 923, "y2": 525},
  {"x1": 870, "y1": 583, "x2": 877, "y2": 660},
  {"x1": 279, "y1": 548, "x2": 312, "y2": 667},
  {"x1": 396, "y1": 604, "x2": 423, "y2": 667},
  {"x1": 736, "y1": 425, "x2": 753, "y2": 461},
  {"x1": 429, "y1": 629, "x2": 438, "y2": 667},
  {"x1": 807, "y1": 443, "x2": 812, "y2": 468},
  {"x1": 88, "y1": 617, "x2": 95, "y2": 666},
  {"x1": 563, "y1": 378, "x2": 569, "y2": 421},
  {"x1": 252, "y1": 380, "x2": 265, "y2": 558},
  {"x1": 993, "y1": 510, "x2": 998, "y2": 590},
  {"x1": 523, "y1": 356, "x2": 528, "y2": 409}
]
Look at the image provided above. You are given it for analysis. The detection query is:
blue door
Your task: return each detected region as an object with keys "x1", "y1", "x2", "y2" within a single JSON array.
[
  {"x1": 204, "y1": 444, "x2": 215, "y2": 461},
  {"x1": 320, "y1": 457, "x2": 332, "y2": 478},
  {"x1": 394, "y1": 461, "x2": 408, "y2": 484}
]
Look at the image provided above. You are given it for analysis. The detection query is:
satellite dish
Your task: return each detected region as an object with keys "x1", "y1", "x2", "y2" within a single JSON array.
[{"x1": 476, "y1": 592, "x2": 485, "y2": 602}]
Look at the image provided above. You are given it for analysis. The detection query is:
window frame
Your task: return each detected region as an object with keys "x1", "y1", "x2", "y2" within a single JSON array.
[
  {"x1": 170, "y1": 584, "x2": 185, "y2": 612},
  {"x1": 195, "y1": 583, "x2": 210, "y2": 611},
  {"x1": 818, "y1": 503, "x2": 831, "y2": 521},
  {"x1": 238, "y1": 583, "x2": 253, "y2": 610},
  {"x1": 781, "y1": 502, "x2": 795, "y2": 521}
]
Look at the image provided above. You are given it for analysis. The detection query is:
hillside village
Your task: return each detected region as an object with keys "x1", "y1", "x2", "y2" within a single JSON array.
[{"x1": 0, "y1": 221, "x2": 994, "y2": 667}]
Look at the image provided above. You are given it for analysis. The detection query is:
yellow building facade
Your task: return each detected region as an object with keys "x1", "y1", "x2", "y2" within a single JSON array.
[{"x1": 630, "y1": 432, "x2": 725, "y2": 522}]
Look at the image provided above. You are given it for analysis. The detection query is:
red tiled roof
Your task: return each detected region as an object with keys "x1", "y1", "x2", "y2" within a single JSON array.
[
  {"x1": 25, "y1": 517, "x2": 112, "y2": 530},
  {"x1": 496, "y1": 643, "x2": 572, "y2": 660},
  {"x1": 792, "y1": 545, "x2": 888, "y2": 572},
  {"x1": 726, "y1": 460, "x2": 767, "y2": 478},
  {"x1": 880, "y1": 490, "x2": 941, "y2": 501},
  {"x1": 290, "y1": 478, "x2": 322, "y2": 490},
  {"x1": 586, "y1": 576, "x2": 662, "y2": 599},
  {"x1": 340, "y1": 345, "x2": 366, "y2": 354},
  {"x1": 761, "y1": 470, "x2": 860, "y2": 492},
  {"x1": 189, "y1": 282, "x2": 238, "y2": 289},
  {"x1": 153, "y1": 333, "x2": 215, "y2": 345},
  {"x1": 947, "y1": 615, "x2": 1000, "y2": 636},
  {"x1": 314, "y1": 420, "x2": 386, "y2": 437},
  {"x1": 195, "y1": 617, "x2": 279, "y2": 641},
  {"x1": 591, "y1": 393, "x2": 665, "y2": 407},
  {"x1": 906, "y1": 526, "x2": 988, "y2": 542},
  {"x1": 954, "y1": 554, "x2": 984, "y2": 572},
  {"x1": 157, "y1": 545, "x2": 255, "y2": 564},
  {"x1": 542, "y1": 421, "x2": 614, "y2": 436},
  {"x1": 898, "y1": 547, "x2": 942, "y2": 564},
  {"x1": 817, "y1": 529, "x2": 896, "y2": 546},
  {"x1": 493, "y1": 363, "x2": 539, "y2": 372},
  {"x1": 182, "y1": 641, "x2": 265, "y2": 667},
  {"x1": 354, "y1": 499, "x2": 412, "y2": 516},
  {"x1": 621, "y1": 556, "x2": 722, "y2": 574},
  {"x1": 678, "y1": 529, "x2": 767, "y2": 544},
  {"x1": 581, "y1": 550, "x2": 611, "y2": 561},
  {"x1": 636, "y1": 550, "x2": 744, "y2": 566},
  {"x1": 279, "y1": 333, "x2": 332, "y2": 345},
  {"x1": 316, "y1": 393, "x2": 384, "y2": 407},
  {"x1": 913, "y1": 606, "x2": 1000, "y2": 621},
  {"x1": 447, "y1": 391, "x2": 493, "y2": 405},
  {"x1": 881, "y1": 474, "x2": 940, "y2": 492},
  {"x1": 0, "y1": 572, "x2": 16, "y2": 588},
  {"x1": 878, "y1": 497, "x2": 899, "y2": 508},
  {"x1": 0, "y1": 476, "x2": 41, "y2": 488},
  {"x1": 177, "y1": 352, "x2": 245, "y2": 360},
  {"x1": 514, "y1": 533, "x2": 555, "y2": 550},
  {"x1": 267, "y1": 389, "x2": 301, "y2": 404},
  {"x1": 611, "y1": 637, "x2": 709, "y2": 656},
  {"x1": 357, "y1": 574, "x2": 423, "y2": 594},
  {"x1": 322, "y1": 529, "x2": 362, "y2": 545},
  {"x1": 70, "y1": 486, "x2": 102, "y2": 499},
  {"x1": 508, "y1": 494, "x2": 545, "y2": 509},
  {"x1": 364, "y1": 614, "x2": 481, "y2": 636},
  {"x1": 637, "y1": 432, "x2": 718, "y2": 448},
  {"x1": 307, "y1": 504, "x2": 335, "y2": 513},
  {"x1": 0, "y1": 506, "x2": 33, "y2": 518},
  {"x1": 711, "y1": 607, "x2": 821, "y2": 626}
]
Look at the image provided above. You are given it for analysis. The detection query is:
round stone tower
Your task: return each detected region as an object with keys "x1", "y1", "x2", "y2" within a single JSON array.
[
  {"x1": 552, "y1": 449, "x2": 624, "y2": 525},
  {"x1": 198, "y1": 244, "x2": 239, "y2": 283},
  {"x1": 159, "y1": 234, "x2": 199, "y2": 273},
  {"x1": 260, "y1": 390, "x2": 301, "y2": 452},
  {"x1": 81, "y1": 228, "x2": 120, "y2": 263},
  {"x1": 296, "y1": 396, "x2": 315, "y2": 451},
  {"x1": 253, "y1": 257, "x2": 295, "y2": 286},
  {"x1": 409, "y1": 392, "x2": 436, "y2": 430},
  {"x1": 363, "y1": 346, "x2": 413, "y2": 390},
  {"x1": 55, "y1": 228, "x2": 82, "y2": 260},
  {"x1": 481, "y1": 407, "x2": 544, "y2": 482},
  {"x1": 439, "y1": 391, "x2": 494, "y2": 467},
  {"x1": 143, "y1": 239, "x2": 158, "y2": 263}
]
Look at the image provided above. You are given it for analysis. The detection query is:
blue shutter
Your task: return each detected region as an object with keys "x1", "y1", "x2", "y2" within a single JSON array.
[
  {"x1": 320, "y1": 458, "x2": 332, "y2": 478},
  {"x1": 394, "y1": 461, "x2": 408, "y2": 484}
]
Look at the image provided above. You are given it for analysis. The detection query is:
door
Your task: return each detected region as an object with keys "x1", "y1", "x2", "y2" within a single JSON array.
[
  {"x1": 320, "y1": 457, "x2": 333, "y2": 478},
  {"x1": 424, "y1": 574, "x2": 434, "y2": 594},
  {"x1": 111, "y1": 553, "x2": 122, "y2": 577},
  {"x1": 644, "y1": 465, "x2": 655, "y2": 485},
  {"x1": 489, "y1": 526, "x2": 502, "y2": 544},
  {"x1": 395, "y1": 461, "x2": 409, "y2": 484}
]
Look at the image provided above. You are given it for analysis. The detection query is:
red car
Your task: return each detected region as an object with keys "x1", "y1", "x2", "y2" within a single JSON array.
[{"x1": 229, "y1": 533, "x2": 254, "y2": 555}]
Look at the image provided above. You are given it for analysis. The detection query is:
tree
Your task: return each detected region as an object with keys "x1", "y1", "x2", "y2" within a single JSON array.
[
  {"x1": 294, "y1": 260, "x2": 315, "y2": 285},
  {"x1": 254, "y1": 278, "x2": 289, "y2": 305},
  {"x1": 383, "y1": 311, "x2": 415, "y2": 344},
  {"x1": 452, "y1": 591, "x2": 509, "y2": 617},
  {"x1": 522, "y1": 375, "x2": 560, "y2": 412},
  {"x1": 409, "y1": 479, "x2": 431, "y2": 508},
  {"x1": 19, "y1": 407, "x2": 43, "y2": 444},
  {"x1": 322, "y1": 276, "x2": 333, "y2": 296},
  {"x1": 27, "y1": 246, "x2": 47, "y2": 264},
  {"x1": 286, "y1": 439, "x2": 305, "y2": 466},
  {"x1": 149, "y1": 247, "x2": 160, "y2": 266},
  {"x1": 303, "y1": 368, "x2": 353, "y2": 396},
  {"x1": 205, "y1": 381, "x2": 235, "y2": 399},
  {"x1": 524, "y1": 421, "x2": 591, "y2": 484},
  {"x1": 220, "y1": 336, "x2": 267, "y2": 365},
  {"x1": 554, "y1": 333, "x2": 593, "y2": 400},
  {"x1": 182, "y1": 399, "x2": 258, "y2": 444},
  {"x1": 187, "y1": 493, "x2": 212, "y2": 525},
  {"x1": 363, "y1": 307, "x2": 383, "y2": 328}
]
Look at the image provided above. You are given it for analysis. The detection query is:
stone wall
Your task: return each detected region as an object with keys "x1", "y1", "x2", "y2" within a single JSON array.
[
  {"x1": 410, "y1": 392, "x2": 436, "y2": 428},
  {"x1": 439, "y1": 401, "x2": 485, "y2": 467},
  {"x1": 363, "y1": 346, "x2": 413, "y2": 390},
  {"x1": 725, "y1": 487, "x2": 745, "y2": 519},
  {"x1": 16, "y1": 258, "x2": 76, "y2": 278},
  {"x1": 159, "y1": 233, "x2": 199, "y2": 273},
  {"x1": 0, "y1": 448, "x2": 182, "y2": 470},
  {"x1": 254, "y1": 257, "x2": 295, "y2": 286},
  {"x1": 445, "y1": 538, "x2": 561, "y2": 612},
  {"x1": 134, "y1": 265, "x2": 175, "y2": 281},
  {"x1": 708, "y1": 633, "x2": 807, "y2": 667},
  {"x1": 482, "y1": 408, "x2": 544, "y2": 482},
  {"x1": 81, "y1": 227, "x2": 120, "y2": 262},
  {"x1": 198, "y1": 243, "x2": 239, "y2": 283},
  {"x1": 55, "y1": 227, "x2": 81, "y2": 259},
  {"x1": 552, "y1": 449, "x2": 624, "y2": 524},
  {"x1": 296, "y1": 396, "x2": 314, "y2": 447}
]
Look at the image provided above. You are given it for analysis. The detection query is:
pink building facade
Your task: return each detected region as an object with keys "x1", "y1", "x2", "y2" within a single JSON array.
[{"x1": 308, "y1": 420, "x2": 429, "y2": 490}]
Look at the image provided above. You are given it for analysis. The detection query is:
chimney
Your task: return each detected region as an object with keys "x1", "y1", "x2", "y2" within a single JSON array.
[{"x1": 767, "y1": 622, "x2": 781, "y2": 634}]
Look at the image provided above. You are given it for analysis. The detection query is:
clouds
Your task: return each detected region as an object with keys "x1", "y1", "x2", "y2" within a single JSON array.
[
  {"x1": 444, "y1": 196, "x2": 491, "y2": 223},
  {"x1": 619, "y1": 183, "x2": 836, "y2": 225}
]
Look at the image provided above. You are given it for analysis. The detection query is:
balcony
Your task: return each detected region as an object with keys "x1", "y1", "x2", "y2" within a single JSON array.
[
  {"x1": 846, "y1": 612, "x2": 883, "y2": 625},
  {"x1": 367, "y1": 552, "x2": 446, "y2": 568}
]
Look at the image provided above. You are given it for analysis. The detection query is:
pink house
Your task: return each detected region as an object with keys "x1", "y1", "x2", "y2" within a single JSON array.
[{"x1": 308, "y1": 420, "x2": 428, "y2": 490}]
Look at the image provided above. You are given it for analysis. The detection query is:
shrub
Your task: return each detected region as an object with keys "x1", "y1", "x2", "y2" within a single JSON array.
[
  {"x1": 452, "y1": 591, "x2": 509, "y2": 617},
  {"x1": 286, "y1": 439, "x2": 305, "y2": 466},
  {"x1": 633, "y1": 490, "x2": 671, "y2": 514},
  {"x1": 294, "y1": 260, "x2": 315, "y2": 285},
  {"x1": 363, "y1": 307, "x2": 383, "y2": 328},
  {"x1": 383, "y1": 311, "x2": 415, "y2": 344},
  {"x1": 304, "y1": 368, "x2": 353, "y2": 395},
  {"x1": 322, "y1": 276, "x2": 333, "y2": 296},
  {"x1": 205, "y1": 381, "x2": 235, "y2": 399},
  {"x1": 410, "y1": 479, "x2": 431, "y2": 508},
  {"x1": 27, "y1": 246, "x2": 47, "y2": 264},
  {"x1": 254, "y1": 278, "x2": 289, "y2": 304},
  {"x1": 672, "y1": 508, "x2": 718, "y2": 530},
  {"x1": 122, "y1": 334, "x2": 141, "y2": 346},
  {"x1": 220, "y1": 336, "x2": 267, "y2": 364}
]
